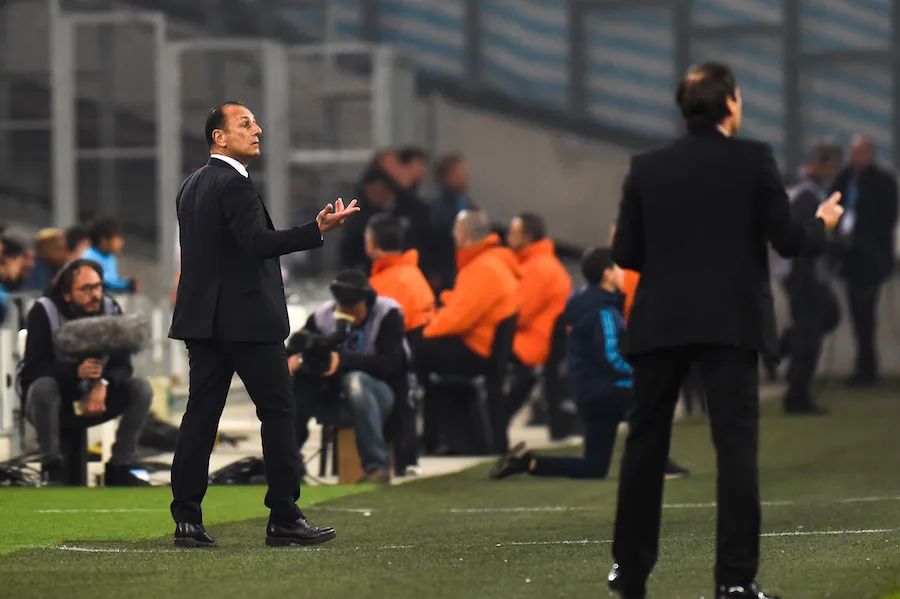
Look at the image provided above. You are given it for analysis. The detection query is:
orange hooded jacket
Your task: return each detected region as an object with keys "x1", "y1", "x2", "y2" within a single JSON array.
[
  {"x1": 423, "y1": 233, "x2": 519, "y2": 357},
  {"x1": 621, "y1": 269, "x2": 640, "y2": 323},
  {"x1": 512, "y1": 239, "x2": 572, "y2": 366},
  {"x1": 369, "y1": 249, "x2": 436, "y2": 332}
]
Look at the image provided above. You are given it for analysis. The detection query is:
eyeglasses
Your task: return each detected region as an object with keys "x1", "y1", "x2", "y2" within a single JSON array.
[{"x1": 74, "y1": 283, "x2": 103, "y2": 294}]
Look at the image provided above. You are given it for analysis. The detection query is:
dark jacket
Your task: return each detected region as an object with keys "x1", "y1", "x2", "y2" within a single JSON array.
[
  {"x1": 830, "y1": 163, "x2": 898, "y2": 284},
  {"x1": 169, "y1": 157, "x2": 323, "y2": 342},
  {"x1": 338, "y1": 189, "x2": 434, "y2": 275},
  {"x1": 564, "y1": 286, "x2": 632, "y2": 401},
  {"x1": 431, "y1": 189, "x2": 476, "y2": 291},
  {"x1": 613, "y1": 127, "x2": 827, "y2": 359},
  {"x1": 19, "y1": 292, "x2": 132, "y2": 398},
  {"x1": 780, "y1": 176, "x2": 833, "y2": 288}
]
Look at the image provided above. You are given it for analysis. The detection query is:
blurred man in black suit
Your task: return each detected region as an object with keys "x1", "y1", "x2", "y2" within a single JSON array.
[
  {"x1": 830, "y1": 134, "x2": 898, "y2": 387},
  {"x1": 774, "y1": 140, "x2": 844, "y2": 414},
  {"x1": 169, "y1": 102, "x2": 358, "y2": 549},
  {"x1": 607, "y1": 63, "x2": 844, "y2": 599}
]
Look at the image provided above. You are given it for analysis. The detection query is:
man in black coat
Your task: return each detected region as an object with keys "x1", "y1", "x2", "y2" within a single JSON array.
[
  {"x1": 775, "y1": 140, "x2": 844, "y2": 414},
  {"x1": 169, "y1": 101, "x2": 358, "y2": 548},
  {"x1": 607, "y1": 63, "x2": 844, "y2": 599},
  {"x1": 829, "y1": 134, "x2": 898, "y2": 386}
]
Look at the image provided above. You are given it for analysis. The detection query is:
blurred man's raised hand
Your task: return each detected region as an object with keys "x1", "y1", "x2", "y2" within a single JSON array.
[{"x1": 816, "y1": 192, "x2": 844, "y2": 231}]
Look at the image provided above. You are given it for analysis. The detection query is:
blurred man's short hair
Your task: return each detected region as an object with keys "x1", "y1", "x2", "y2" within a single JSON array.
[
  {"x1": 35, "y1": 228, "x2": 63, "y2": 242},
  {"x1": 805, "y1": 139, "x2": 844, "y2": 167},
  {"x1": 87, "y1": 215, "x2": 123, "y2": 247},
  {"x1": 458, "y1": 209, "x2": 491, "y2": 243},
  {"x1": 676, "y1": 62, "x2": 737, "y2": 131},
  {"x1": 65, "y1": 225, "x2": 89, "y2": 252},
  {"x1": 366, "y1": 213, "x2": 405, "y2": 253},
  {"x1": 397, "y1": 146, "x2": 428, "y2": 164},
  {"x1": 516, "y1": 212, "x2": 546, "y2": 242},
  {"x1": 581, "y1": 246, "x2": 614, "y2": 286},
  {"x1": 435, "y1": 153, "x2": 464, "y2": 183},
  {"x1": 1, "y1": 235, "x2": 26, "y2": 259}
]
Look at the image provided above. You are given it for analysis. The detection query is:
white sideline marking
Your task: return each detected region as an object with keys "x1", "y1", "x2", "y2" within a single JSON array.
[
  {"x1": 38, "y1": 509, "x2": 166, "y2": 514},
  {"x1": 448, "y1": 506, "x2": 594, "y2": 514},
  {"x1": 762, "y1": 528, "x2": 895, "y2": 537},
  {"x1": 51, "y1": 529, "x2": 894, "y2": 555},
  {"x1": 507, "y1": 540, "x2": 611, "y2": 546},
  {"x1": 55, "y1": 545, "x2": 176, "y2": 553},
  {"x1": 315, "y1": 507, "x2": 376, "y2": 516},
  {"x1": 444, "y1": 494, "x2": 900, "y2": 514}
]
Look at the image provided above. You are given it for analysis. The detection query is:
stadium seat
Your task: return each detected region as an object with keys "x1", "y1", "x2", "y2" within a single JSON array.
[{"x1": 425, "y1": 314, "x2": 518, "y2": 455}]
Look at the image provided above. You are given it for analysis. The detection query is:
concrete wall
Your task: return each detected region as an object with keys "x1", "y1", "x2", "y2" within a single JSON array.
[{"x1": 429, "y1": 95, "x2": 634, "y2": 247}]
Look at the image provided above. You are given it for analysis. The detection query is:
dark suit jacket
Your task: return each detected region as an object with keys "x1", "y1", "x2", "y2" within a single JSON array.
[
  {"x1": 612, "y1": 127, "x2": 827, "y2": 359},
  {"x1": 169, "y1": 157, "x2": 324, "y2": 343},
  {"x1": 830, "y1": 164, "x2": 898, "y2": 284}
]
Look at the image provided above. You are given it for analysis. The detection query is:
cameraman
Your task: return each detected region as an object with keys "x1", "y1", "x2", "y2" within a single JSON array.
[
  {"x1": 288, "y1": 270, "x2": 410, "y2": 483},
  {"x1": 17, "y1": 259, "x2": 152, "y2": 486}
]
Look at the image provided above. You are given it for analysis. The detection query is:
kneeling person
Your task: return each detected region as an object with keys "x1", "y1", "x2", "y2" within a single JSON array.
[
  {"x1": 18, "y1": 259, "x2": 153, "y2": 486},
  {"x1": 491, "y1": 248, "x2": 688, "y2": 481},
  {"x1": 289, "y1": 270, "x2": 410, "y2": 483}
]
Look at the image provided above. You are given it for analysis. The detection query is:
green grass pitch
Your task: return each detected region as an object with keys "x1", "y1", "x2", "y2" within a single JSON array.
[{"x1": 2, "y1": 387, "x2": 900, "y2": 598}]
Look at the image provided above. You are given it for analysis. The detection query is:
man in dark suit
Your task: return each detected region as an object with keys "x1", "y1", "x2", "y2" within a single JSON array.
[
  {"x1": 774, "y1": 140, "x2": 844, "y2": 415},
  {"x1": 830, "y1": 134, "x2": 898, "y2": 387},
  {"x1": 169, "y1": 101, "x2": 359, "y2": 548},
  {"x1": 607, "y1": 63, "x2": 843, "y2": 599}
]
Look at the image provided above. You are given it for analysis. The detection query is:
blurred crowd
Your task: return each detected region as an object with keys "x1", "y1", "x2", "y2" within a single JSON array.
[
  {"x1": 0, "y1": 215, "x2": 138, "y2": 326},
  {"x1": 336, "y1": 147, "x2": 476, "y2": 293}
]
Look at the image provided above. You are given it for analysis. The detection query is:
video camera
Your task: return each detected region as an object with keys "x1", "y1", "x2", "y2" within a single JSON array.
[
  {"x1": 287, "y1": 311, "x2": 355, "y2": 376},
  {"x1": 287, "y1": 270, "x2": 377, "y2": 376}
]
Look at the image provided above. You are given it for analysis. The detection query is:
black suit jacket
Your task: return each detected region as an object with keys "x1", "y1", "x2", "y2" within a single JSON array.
[
  {"x1": 830, "y1": 164, "x2": 898, "y2": 284},
  {"x1": 169, "y1": 157, "x2": 324, "y2": 343},
  {"x1": 613, "y1": 128, "x2": 827, "y2": 359}
]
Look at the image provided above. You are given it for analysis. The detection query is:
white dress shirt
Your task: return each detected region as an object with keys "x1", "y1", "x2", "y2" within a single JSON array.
[{"x1": 210, "y1": 153, "x2": 249, "y2": 178}]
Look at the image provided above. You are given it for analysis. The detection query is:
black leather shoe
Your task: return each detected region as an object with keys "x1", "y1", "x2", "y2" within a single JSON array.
[
  {"x1": 174, "y1": 522, "x2": 216, "y2": 548},
  {"x1": 607, "y1": 563, "x2": 645, "y2": 599},
  {"x1": 717, "y1": 581, "x2": 780, "y2": 599},
  {"x1": 266, "y1": 514, "x2": 336, "y2": 547}
]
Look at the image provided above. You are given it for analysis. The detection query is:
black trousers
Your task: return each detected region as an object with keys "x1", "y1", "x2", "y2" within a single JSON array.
[
  {"x1": 783, "y1": 279, "x2": 838, "y2": 410},
  {"x1": 612, "y1": 345, "x2": 760, "y2": 594},
  {"x1": 846, "y1": 280, "x2": 881, "y2": 382},
  {"x1": 415, "y1": 336, "x2": 492, "y2": 453},
  {"x1": 530, "y1": 387, "x2": 631, "y2": 479},
  {"x1": 170, "y1": 340, "x2": 303, "y2": 525}
]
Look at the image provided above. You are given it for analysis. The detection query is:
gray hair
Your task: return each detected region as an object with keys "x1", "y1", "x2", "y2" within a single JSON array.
[{"x1": 456, "y1": 209, "x2": 491, "y2": 243}]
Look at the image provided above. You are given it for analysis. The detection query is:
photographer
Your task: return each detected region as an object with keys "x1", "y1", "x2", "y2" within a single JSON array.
[
  {"x1": 17, "y1": 259, "x2": 152, "y2": 486},
  {"x1": 289, "y1": 270, "x2": 411, "y2": 483}
]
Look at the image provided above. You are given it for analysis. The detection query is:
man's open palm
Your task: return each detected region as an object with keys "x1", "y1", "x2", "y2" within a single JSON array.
[{"x1": 317, "y1": 198, "x2": 360, "y2": 233}]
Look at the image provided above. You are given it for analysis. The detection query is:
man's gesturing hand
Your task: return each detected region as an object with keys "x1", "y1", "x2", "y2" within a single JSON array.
[
  {"x1": 316, "y1": 198, "x2": 360, "y2": 233},
  {"x1": 816, "y1": 191, "x2": 844, "y2": 231}
]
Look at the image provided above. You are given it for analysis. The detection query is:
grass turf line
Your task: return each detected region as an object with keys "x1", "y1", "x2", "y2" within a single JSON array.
[
  {"x1": 2, "y1": 388, "x2": 900, "y2": 598},
  {"x1": 0, "y1": 485, "x2": 370, "y2": 555}
]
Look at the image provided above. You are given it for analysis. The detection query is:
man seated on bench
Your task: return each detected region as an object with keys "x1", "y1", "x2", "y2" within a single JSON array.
[
  {"x1": 18, "y1": 259, "x2": 153, "y2": 486},
  {"x1": 288, "y1": 270, "x2": 410, "y2": 484},
  {"x1": 365, "y1": 213, "x2": 436, "y2": 475},
  {"x1": 417, "y1": 209, "x2": 519, "y2": 376},
  {"x1": 366, "y1": 213, "x2": 436, "y2": 335},
  {"x1": 503, "y1": 212, "x2": 572, "y2": 432}
]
